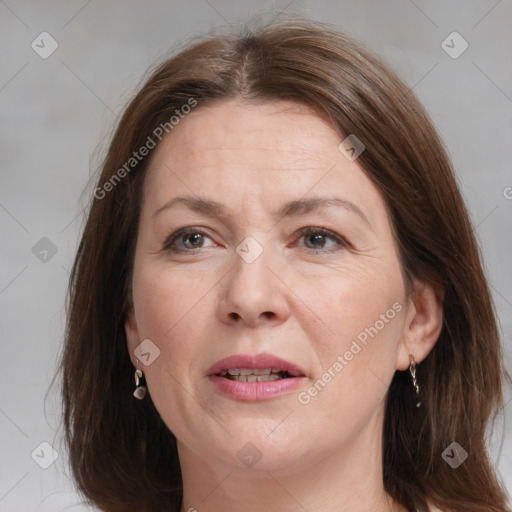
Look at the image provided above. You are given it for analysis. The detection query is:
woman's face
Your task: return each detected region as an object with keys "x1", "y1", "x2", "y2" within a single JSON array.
[{"x1": 126, "y1": 99, "x2": 416, "y2": 473}]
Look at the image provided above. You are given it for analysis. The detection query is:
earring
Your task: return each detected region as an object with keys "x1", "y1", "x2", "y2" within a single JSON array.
[
  {"x1": 409, "y1": 354, "x2": 421, "y2": 408},
  {"x1": 133, "y1": 360, "x2": 147, "y2": 400}
]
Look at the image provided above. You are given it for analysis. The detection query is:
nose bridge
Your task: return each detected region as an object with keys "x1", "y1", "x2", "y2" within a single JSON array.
[{"x1": 218, "y1": 236, "x2": 289, "y2": 326}]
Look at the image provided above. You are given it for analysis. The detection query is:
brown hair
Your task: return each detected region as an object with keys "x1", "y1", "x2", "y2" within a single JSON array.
[{"x1": 60, "y1": 14, "x2": 511, "y2": 512}]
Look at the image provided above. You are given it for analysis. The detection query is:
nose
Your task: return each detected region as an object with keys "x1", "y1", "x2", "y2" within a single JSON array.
[{"x1": 217, "y1": 245, "x2": 290, "y2": 328}]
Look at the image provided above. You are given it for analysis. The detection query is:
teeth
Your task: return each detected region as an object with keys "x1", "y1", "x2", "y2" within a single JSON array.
[
  {"x1": 227, "y1": 368, "x2": 272, "y2": 376},
  {"x1": 230, "y1": 374, "x2": 282, "y2": 382},
  {"x1": 220, "y1": 368, "x2": 301, "y2": 381},
  {"x1": 253, "y1": 368, "x2": 272, "y2": 375}
]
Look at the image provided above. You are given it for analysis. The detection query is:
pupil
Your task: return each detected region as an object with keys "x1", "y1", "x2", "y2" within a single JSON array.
[
  {"x1": 307, "y1": 234, "x2": 324, "y2": 248},
  {"x1": 185, "y1": 233, "x2": 202, "y2": 247}
]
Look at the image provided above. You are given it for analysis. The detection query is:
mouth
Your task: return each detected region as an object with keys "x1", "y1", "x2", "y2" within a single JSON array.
[
  {"x1": 206, "y1": 353, "x2": 307, "y2": 401},
  {"x1": 207, "y1": 353, "x2": 306, "y2": 380}
]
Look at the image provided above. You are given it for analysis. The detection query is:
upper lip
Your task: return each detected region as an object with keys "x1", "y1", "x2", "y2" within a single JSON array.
[{"x1": 207, "y1": 353, "x2": 307, "y2": 377}]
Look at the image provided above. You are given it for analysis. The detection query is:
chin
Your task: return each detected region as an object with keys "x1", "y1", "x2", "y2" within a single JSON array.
[{"x1": 207, "y1": 424, "x2": 309, "y2": 472}]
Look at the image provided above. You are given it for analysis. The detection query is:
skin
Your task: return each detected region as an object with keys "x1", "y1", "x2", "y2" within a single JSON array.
[{"x1": 125, "y1": 100, "x2": 443, "y2": 512}]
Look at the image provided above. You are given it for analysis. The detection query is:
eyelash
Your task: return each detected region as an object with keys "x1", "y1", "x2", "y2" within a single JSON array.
[{"x1": 161, "y1": 226, "x2": 349, "y2": 254}]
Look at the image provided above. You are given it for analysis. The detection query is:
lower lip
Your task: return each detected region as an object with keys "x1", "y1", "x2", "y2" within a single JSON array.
[{"x1": 209, "y1": 375, "x2": 307, "y2": 401}]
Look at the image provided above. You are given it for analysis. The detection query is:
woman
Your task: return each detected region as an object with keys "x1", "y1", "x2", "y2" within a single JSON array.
[{"x1": 61, "y1": 14, "x2": 511, "y2": 512}]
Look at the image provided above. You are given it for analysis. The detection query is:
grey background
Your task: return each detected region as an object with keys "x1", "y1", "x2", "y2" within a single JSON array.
[{"x1": 1, "y1": 0, "x2": 511, "y2": 510}]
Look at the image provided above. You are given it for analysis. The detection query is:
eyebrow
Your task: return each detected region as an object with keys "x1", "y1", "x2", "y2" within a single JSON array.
[{"x1": 152, "y1": 195, "x2": 371, "y2": 228}]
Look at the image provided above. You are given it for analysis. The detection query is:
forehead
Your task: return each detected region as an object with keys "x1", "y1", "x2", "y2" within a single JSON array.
[
  {"x1": 142, "y1": 100, "x2": 388, "y2": 227},
  {"x1": 151, "y1": 100, "x2": 337, "y2": 167}
]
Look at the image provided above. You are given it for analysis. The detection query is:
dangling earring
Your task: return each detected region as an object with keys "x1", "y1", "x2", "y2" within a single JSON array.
[
  {"x1": 133, "y1": 360, "x2": 147, "y2": 400},
  {"x1": 409, "y1": 354, "x2": 421, "y2": 408}
]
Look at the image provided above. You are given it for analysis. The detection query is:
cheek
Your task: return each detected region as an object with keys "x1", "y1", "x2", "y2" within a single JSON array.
[
  {"x1": 133, "y1": 262, "x2": 209, "y2": 338},
  {"x1": 131, "y1": 266, "x2": 214, "y2": 428},
  {"x1": 292, "y1": 257, "x2": 405, "y2": 353},
  {"x1": 290, "y1": 262, "x2": 406, "y2": 421},
  {"x1": 130, "y1": 264, "x2": 214, "y2": 403}
]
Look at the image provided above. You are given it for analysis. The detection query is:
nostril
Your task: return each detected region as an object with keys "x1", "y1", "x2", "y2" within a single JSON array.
[{"x1": 228, "y1": 311, "x2": 275, "y2": 321}]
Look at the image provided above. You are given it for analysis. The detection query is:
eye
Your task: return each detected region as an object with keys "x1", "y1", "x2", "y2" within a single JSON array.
[
  {"x1": 162, "y1": 226, "x2": 349, "y2": 254},
  {"x1": 162, "y1": 227, "x2": 216, "y2": 253},
  {"x1": 295, "y1": 227, "x2": 349, "y2": 252}
]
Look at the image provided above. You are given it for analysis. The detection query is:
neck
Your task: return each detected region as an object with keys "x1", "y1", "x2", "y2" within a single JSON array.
[{"x1": 177, "y1": 407, "x2": 407, "y2": 512}]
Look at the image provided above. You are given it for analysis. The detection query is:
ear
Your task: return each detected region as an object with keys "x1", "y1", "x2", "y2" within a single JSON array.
[
  {"x1": 125, "y1": 304, "x2": 141, "y2": 368},
  {"x1": 396, "y1": 278, "x2": 444, "y2": 371}
]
